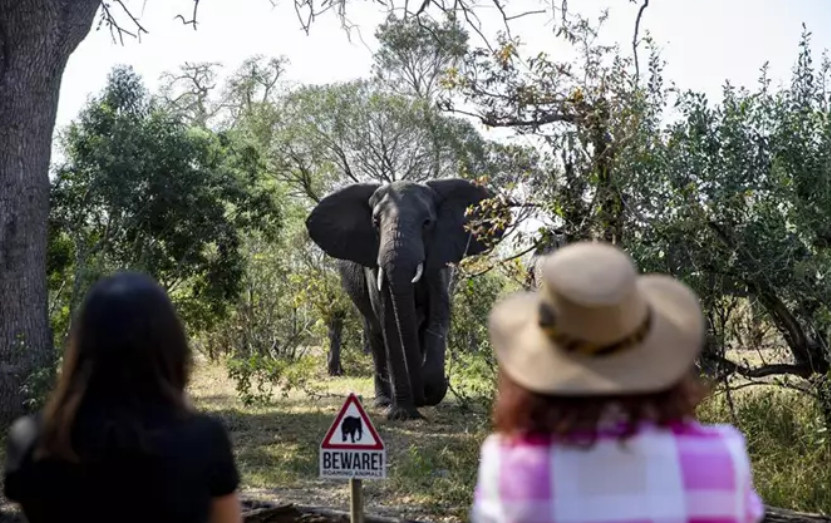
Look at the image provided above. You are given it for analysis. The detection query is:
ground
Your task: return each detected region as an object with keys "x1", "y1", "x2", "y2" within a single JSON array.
[{"x1": 188, "y1": 357, "x2": 490, "y2": 522}]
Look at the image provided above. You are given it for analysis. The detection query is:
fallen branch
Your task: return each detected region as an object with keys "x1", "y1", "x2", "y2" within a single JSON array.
[
  {"x1": 763, "y1": 506, "x2": 831, "y2": 523},
  {"x1": 242, "y1": 500, "x2": 428, "y2": 523},
  {"x1": 240, "y1": 499, "x2": 829, "y2": 523},
  {"x1": 709, "y1": 354, "x2": 815, "y2": 379}
]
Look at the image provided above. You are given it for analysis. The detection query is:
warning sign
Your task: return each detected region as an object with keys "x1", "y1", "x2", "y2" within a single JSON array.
[{"x1": 319, "y1": 393, "x2": 386, "y2": 480}]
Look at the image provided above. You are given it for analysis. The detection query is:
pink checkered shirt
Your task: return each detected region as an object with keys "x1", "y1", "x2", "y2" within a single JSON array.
[{"x1": 471, "y1": 420, "x2": 765, "y2": 523}]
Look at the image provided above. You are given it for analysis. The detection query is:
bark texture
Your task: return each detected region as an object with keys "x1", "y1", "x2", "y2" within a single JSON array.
[{"x1": 0, "y1": 0, "x2": 100, "y2": 427}]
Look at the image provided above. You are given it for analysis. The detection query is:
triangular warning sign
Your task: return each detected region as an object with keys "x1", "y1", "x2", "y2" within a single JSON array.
[{"x1": 320, "y1": 393, "x2": 384, "y2": 450}]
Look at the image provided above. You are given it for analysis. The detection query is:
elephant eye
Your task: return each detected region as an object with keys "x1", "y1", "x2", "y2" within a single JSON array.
[
  {"x1": 372, "y1": 215, "x2": 380, "y2": 229},
  {"x1": 423, "y1": 218, "x2": 432, "y2": 228}
]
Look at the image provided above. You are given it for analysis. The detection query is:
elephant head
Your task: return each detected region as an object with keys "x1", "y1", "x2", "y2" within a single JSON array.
[{"x1": 305, "y1": 179, "x2": 501, "y2": 418}]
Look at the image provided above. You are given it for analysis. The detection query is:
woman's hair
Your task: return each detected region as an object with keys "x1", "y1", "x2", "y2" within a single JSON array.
[
  {"x1": 38, "y1": 272, "x2": 193, "y2": 461},
  {"x1": 492, "y1": 367, "x2": 708, "y2": 445}
]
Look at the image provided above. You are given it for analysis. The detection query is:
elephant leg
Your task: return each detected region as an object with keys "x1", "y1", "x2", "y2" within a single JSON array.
[
  {"x1": 421, "y1": 328, "x2": 448, "y2": 406},
  {"x1": 368, "y1": 325, "x2": 392, "y2": 407},
  {"x1": 336, "y1": 262, "x2": 393, "y2": 408},
  {"x1": 380, "y1": 287, "x2": 423, "y2": 420},
  {"x1": 421, "y1": 268, "x2": 452, "y2": 406}
]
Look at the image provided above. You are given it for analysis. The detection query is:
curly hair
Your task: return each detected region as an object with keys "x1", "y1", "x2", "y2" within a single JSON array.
[{"x1": 492, "y1": 367, "x2": 709, "y2": 446}]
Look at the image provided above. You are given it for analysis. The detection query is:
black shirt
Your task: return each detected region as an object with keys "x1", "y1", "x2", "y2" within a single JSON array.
[{"x1": 2, "y1": 408, "x2": 239, "y2": 523}]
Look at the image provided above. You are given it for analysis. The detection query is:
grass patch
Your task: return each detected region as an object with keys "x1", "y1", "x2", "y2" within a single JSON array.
[{"x1": 698, "y1": 385, "x2": 831, "y2": 514}]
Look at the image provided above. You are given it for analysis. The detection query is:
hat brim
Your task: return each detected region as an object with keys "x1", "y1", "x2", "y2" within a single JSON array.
[{"x1": 489, "y1": 274, "x2": 704, "y2": 395}]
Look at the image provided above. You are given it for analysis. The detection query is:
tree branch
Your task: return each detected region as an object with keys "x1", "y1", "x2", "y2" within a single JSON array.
[
  {"x1": 414, "y1": 0, "x2": 432, "y2": 17},
  {"x1": 98, "y1": 0, "x2": 205, "y2": 44},
  {"x1": 721, "y1": 359, "x2": 815, "y2": 379},
  {"x1": 174, "y1": 0, "x2": 201, "y2": 30},
  {"x1": 99, "y1": 0, "x2": 148, "y2": 44},
  {"x1": 444, "y1": 104, "x2": 576, "y2": 128},
  {"x1": 631, "y1": 0, "x2": 649, "y2": 80}
]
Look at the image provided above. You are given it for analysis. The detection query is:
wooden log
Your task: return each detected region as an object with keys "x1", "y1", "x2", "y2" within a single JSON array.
[
  {"x1": 240, "y1": 499, "x2": 830, "y2": 523},
  {"x1": 241, "y1": 500, "x2": 425, "y2": 523},
  {"x1": 763, "y1": 506, "x2": 831, "y2": 523}
]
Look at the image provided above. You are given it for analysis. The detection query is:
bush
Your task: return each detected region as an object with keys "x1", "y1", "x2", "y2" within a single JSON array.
[{"x1": 446, "y1": 268, "x2": 517, "y2": 410}]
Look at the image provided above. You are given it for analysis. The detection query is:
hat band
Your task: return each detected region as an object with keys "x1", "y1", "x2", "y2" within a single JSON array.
[{"x1": 538, "y1": 304, "x2": 653, "y2": 357}]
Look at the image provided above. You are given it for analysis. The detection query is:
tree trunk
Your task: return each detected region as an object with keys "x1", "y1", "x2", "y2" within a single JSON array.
[
  {"x1": 0, "y1": 0, "x2": 100, "y2": 427},
  {"x1": 326, "y1": 313, "x2": 344, "y2": 376}
]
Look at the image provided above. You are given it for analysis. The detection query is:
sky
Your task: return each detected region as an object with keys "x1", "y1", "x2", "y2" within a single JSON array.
[{"x1": 57, "y1": 0, "x2": 831, "y2": 137}]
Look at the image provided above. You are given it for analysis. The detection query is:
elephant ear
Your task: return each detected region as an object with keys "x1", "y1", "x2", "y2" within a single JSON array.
[
  {"x1": 425, "y1": 178, "x2": 498, "y2": 270},
  {"x1": 305, "y1": 182, "x2": 381, "y2": 267}
]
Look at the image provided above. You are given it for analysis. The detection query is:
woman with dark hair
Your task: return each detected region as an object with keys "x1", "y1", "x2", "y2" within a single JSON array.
[
  {"x1": 3, "y1": 272, "x2": 242, "y2": 523},
  {"x1": 472, "y1": 241, "x2": 764, "y2": 523}
]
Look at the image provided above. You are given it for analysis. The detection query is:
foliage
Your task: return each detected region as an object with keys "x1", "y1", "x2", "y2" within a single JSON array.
[
  {"x1": 226, "y1": 352, "x2": 322, "y2": 407},
  {"x1": 207, "y1": 202, "x2": 366, "y2": 403},
  {"x1": 372, "y1": 13, "x2": 469, "y2": 102},
  {"x1": 440, "y1": 9, "x2": 831, "y2": 422},
  {"x1": 158, "y1": 55, "x2": 288, "y2": 134},
  {"x1": 47, "y1": 65, "x2": 282, "y2": 340},
  {"x1": 623, "y1": 27, "x2": 831, "y2": 420},
  {"x1": 29, "y1": 5, "x2": 831, "y2": 517},
  {"x1": 446, "y1": 268, "x2": 516, "y2": 408}
]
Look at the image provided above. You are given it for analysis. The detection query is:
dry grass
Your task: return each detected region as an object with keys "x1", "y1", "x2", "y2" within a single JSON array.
[{"x1": 188, "y1": 356, "x2": 490, "y2": 522}]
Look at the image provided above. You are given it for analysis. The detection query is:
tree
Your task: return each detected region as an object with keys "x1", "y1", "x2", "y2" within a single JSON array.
[
  {"x1": 291, "y1": 236, "x2": 359, "y2": 377},
  {"x1": 372, "y1": 14, "x2": 468, "y2": 102},
  {"x1": 158, "y1": 61, "x2": 224, "y2": 128},
  {"x1": 433, "y1": 4, "x2": 831, "y2": 423},
  {"x1": 48, "y1": 66, "x2": 281, "y2": 338},
  {"x1": 627, "y1": 29, "x2": 831, "y2": 423},
  {"x1": 0, "y1": 1, "x2": 102, "y2": 426},
  {"x1": 272, "y1": 79, "x2": 490, "y2": 201}
]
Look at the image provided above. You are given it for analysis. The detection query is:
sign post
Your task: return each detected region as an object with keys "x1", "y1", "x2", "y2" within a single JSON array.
[
  {"x1": 320, "y1": 393, "x2": 386, "y2": 523},
  {"x1": 350, "y1": 478, "x2": 363, "y2": 523}
]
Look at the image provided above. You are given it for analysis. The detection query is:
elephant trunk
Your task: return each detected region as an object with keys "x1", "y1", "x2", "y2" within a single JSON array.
[
  {"x1": 376, "y1": 222, "x2": 427, "y2": 415},
  {"x1": 386, "y1": 269, "x2": 426, "y2": 409}
]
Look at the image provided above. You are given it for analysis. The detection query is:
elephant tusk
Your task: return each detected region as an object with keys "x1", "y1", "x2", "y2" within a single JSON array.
[
  {"x1": 411, "y1": 263, "x2": 424, "y2": 284},
  {"x1": 377, "y1": 267, "x2": 384, "y2": 291}
]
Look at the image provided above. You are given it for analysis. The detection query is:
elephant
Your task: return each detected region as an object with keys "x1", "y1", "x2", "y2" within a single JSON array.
[
  {"x1": 341, "y1": 416, "x2": 363, "y2": 443},
  {"x1": 305, "y1": 178, "x2": 503, "y2": 420}
]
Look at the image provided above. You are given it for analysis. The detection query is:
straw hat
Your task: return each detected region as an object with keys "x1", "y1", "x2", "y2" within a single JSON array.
[{"x1": 489, "y1": 241, "x2": 705, "y2": 395}]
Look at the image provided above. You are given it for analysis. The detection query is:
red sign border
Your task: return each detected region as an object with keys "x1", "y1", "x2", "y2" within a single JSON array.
[{"x1": 320, "y1": 393, "x2": 385, "y2": 451}]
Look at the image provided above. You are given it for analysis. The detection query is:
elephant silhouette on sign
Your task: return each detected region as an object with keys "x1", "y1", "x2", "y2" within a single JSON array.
[{"x1": 341, "y1": 416, "x2": 363, "y2": 443}]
